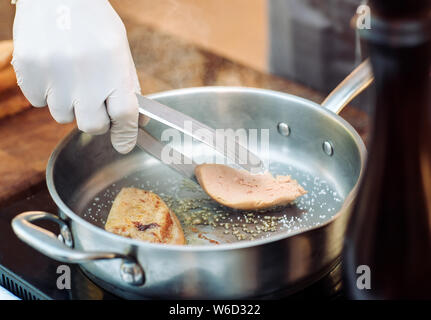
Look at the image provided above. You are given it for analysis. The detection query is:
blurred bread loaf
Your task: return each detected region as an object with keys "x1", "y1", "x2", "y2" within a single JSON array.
[
  {"x1": 0, "y1": 40, "x2": 13, "y2": 70},
  {"x1": 0, "y1": 40, "x2": 31, "y2": 119}
]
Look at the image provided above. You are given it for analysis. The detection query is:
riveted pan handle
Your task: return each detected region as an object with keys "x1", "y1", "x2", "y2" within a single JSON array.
[
  {"x1": 12, "y1": 211, "x2": 144, "y2": 286},
  {"x1": 321, "y1": 59, "x2": 374, "y2": 115}
]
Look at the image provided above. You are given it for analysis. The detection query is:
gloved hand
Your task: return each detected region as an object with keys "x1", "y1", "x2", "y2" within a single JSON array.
[{"x1": 12, "y1": 0, "x2": 141, "y2": 154}]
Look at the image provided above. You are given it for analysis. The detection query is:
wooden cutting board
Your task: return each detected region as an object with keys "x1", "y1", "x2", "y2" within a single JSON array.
[{"x1": 0, "y1": 107, "x2": 75, "y2": 207}]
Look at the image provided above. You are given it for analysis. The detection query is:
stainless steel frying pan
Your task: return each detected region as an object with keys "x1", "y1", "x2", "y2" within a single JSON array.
[{"x1": 12, "y1": 61, "x2": 372, "y2": 299}]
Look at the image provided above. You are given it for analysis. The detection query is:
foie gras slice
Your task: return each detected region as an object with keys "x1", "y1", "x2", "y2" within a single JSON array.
[
  {"x1": 105, "y1": 188, "x2": 186, "y2": 245},
  {"x1": 195, "y1": 164, "x2": 307, "y2": 210}
]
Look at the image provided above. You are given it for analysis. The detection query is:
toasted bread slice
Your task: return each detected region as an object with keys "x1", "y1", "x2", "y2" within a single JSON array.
[{"x1": 105, "y1": 188, "x2": 185, "y2": 245}]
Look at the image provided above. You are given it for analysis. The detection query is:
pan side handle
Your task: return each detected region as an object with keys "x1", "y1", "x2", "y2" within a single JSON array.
[
  {"x1": 321, "y1": 59, "x2": 374, "y2": 115},
  {"x1": 12, "y1": 211, "x2": 145, "y2": 286}
]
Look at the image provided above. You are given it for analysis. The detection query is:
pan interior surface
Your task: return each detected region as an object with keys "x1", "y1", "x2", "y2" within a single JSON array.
[
  {"x1": 52, "y1": 87, "x2": 363, "y2": 247},
  {"x1": 71, "y1": 151, "x2": 343, "y2": 245}
]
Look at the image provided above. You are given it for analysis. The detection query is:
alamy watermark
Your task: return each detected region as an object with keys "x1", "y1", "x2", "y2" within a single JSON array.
[
  {"x1": 56, "y1": 5, "x2": 71, "y2": 31},
  {"x1": 160, "y1": 121, "x2": 270, "y2": 173},
  {"x1": 356, "y1": 4, "x2": 371, "y2": 30},
  {"x1": 356, "y1": 264, "x2": 371, "y2": 290},
  {"x1": 56, "y1": 265, "x2": 71, "y2": 290}
]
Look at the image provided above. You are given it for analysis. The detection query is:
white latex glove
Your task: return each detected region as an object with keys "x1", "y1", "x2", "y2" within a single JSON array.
[{"x1": 12, "y1": 0, "x2": 141, "y2": 154}]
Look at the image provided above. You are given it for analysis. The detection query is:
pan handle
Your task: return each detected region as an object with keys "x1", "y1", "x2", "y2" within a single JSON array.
[
  {"x1": 12, "y1": 211, "x2": 145, "y2": 286},
  {"x1": 321, "y1": 59, "x2": 374, "y2": 115}
]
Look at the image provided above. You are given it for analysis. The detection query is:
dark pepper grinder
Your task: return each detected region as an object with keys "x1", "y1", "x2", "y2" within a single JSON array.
[{"x1": 343, "y1": 1, "x2": 431, "y2": 299}]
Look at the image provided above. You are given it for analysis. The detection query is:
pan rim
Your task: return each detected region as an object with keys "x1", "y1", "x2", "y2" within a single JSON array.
[{"x1": 46, "y1": 86, "x2": 367, "y2": 253}]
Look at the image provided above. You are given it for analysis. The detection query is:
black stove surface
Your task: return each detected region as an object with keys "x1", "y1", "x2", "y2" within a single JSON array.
[{"x1": 0, "y1": 185, "x2": 343, "y2": 300}]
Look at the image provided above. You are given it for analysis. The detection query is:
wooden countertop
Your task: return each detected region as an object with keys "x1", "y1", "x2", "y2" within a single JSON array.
[{"x1": 0, "y1": 19, "x2": 369, "y2": 207}]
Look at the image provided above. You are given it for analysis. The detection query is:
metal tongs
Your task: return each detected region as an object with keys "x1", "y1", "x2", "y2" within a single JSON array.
[{"x1": 135, "y1": 94, "x2": 266, "y2": 180}]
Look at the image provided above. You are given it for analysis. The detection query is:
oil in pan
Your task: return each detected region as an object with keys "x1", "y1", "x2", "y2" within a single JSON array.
[{"x1": 78, "y1": 161, "x2": 343, "y2": 246}]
